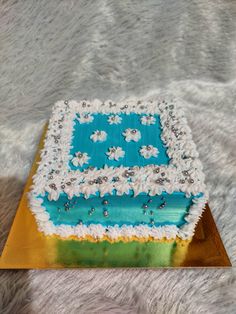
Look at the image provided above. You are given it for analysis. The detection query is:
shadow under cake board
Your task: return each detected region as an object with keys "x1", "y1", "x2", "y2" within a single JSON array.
[{"x1": 0, "y1": 125, "x2": 231, "y2": 269}]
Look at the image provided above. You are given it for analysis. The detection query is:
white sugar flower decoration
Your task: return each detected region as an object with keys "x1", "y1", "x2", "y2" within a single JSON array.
[
  {"x1": 77, "y1": 114, "x2": 94, "y2": 124},
  {"x1": 122, "y1": 128, "x2": 141, "y2": 142},
  {"x1": 72, "y1": 152, "x2": 90, "y2": 167},
  {"x1": 108, "y1": 115, "x2": 122, "y2": 125},
  {"x1": 106, "y1": 146, "x2": 125, "y2": 161},
  {"x1": 90, "y1": 130, "x2": 107, "y2": 142},
  {"x1": 140, "y1": 115, "x2": 156, "y2": 125},
  {"x1": 139, "y1": 145, "x2": 159, "y2": 159}
]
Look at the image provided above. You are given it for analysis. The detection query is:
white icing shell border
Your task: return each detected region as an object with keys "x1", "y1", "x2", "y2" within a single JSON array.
[{"x1": 29, "y1": 95, "x2": 208, "y2": 240}]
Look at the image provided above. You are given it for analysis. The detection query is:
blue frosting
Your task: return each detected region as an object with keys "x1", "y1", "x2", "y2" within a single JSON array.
[
  {"x1": 69, "y1": 113, "x2": 170, "y2": 170},
  {"x1": 41, "y1": 192, "x2": 196, "y2": 227}
]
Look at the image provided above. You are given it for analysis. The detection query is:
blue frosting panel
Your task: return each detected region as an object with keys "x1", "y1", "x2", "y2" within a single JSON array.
[
  {"x1": 69, "y1": 113, "x2": 170, "y2": 170},
  {"x1": 41, "y1": 192, "x2": 194, "y2": 228}
]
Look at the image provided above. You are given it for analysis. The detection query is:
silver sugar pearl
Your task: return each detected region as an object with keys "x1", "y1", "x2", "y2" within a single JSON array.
[
  {"x1": 97, "y1": 177, "x2": 103, "y2": 184},
  {"x1": 154, "y1": 168, "x2": 160, "y2": 174},
  {"x1": 103, "y1": 210, "x2": 109, "y2": 217},
  {"x1": 142, "y1": 204, "x2": 148, "y2": 209},
  {"x1": 64, "y1": 100, "x2": 68, "y2": 105},
  {"x1": 179, "y1": 179, "x2": 185, "y2": 184},
  {"x1": 159, "y1": 202, "x2": 167, "y2": 209},
  {"x1": 155, "y1": 178, "x2": 164, "y2": 185},
  {"x1": 147, "y1": 146, "x2": 152, "y2": 151},
  {"x1": 147, "y1": 199, "x2": 153, "y2": 203},
  {"x1": 102, "y1": 200, "x2": 109, "y2": 205},
  {"x1": 124, "y1": 171, "x2": 130, "y2": 178},
  {"x1": 103, "y1": 176, "x2": 108, "y2": 182},
  {"x1": 131, "y1": 129, "x2": 137, "y2": 134},
  {"x1": 78, "y1": 153, "x2": 83, "y2": 158},
  {"x1": 189, "y1": 178, "x2": 194, "y2": 184}
]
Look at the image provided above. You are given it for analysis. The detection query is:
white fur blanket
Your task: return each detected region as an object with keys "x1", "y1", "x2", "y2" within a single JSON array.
[{"x1": 0, "y1": 1, "x2": 235, "y2": 313}]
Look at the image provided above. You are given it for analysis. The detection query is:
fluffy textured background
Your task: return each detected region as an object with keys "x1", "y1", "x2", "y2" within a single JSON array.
[{"x1": 0, "y1": 0, "x2": 236, "y2": 313}]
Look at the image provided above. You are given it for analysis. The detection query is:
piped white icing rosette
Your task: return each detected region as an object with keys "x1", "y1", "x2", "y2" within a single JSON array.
[
  {"x1": 90, "y1": 130, "x2": 107, "y2": 142},
  {"x1": 123, "y1": 128, "x2": 141, "y2": 142},
  {"x1": 77, "y1": 113, "x2": 94, "y2": 124},
  {"x1": 140, "y1": 115, "x2": 156, "y2": 125},
  {"x1": 71, "y1": 152, "x2": 90, "y2": 166},
  {"x1": 139, "y1": 145, "x2": 159, "y2": 159},
  {"x1": 106, "y1": 146, "x2": 125, "y2": 161},
  {"x1": 107, "y1": 115, "x2": 122, "y2": 124}
]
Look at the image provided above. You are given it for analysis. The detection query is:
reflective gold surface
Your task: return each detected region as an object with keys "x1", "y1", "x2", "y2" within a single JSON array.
[{"x1": 0, "y1": 125, "x2": 231, "y2": 268}]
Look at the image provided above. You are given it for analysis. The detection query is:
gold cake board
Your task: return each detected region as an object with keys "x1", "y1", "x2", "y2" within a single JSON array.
[{"x1": 0, "y1": 126, "x2": 231, "y2": 269}]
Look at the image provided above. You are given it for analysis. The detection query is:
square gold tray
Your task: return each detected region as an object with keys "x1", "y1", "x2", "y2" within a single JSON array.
[{"x1": 0, "y1": 126, "x2": 231, "y2": 269}]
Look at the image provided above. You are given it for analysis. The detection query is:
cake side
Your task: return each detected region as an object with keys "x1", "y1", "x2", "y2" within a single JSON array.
[{"x1": 29, "y1": 97, "x2": 208, "y2": 241}]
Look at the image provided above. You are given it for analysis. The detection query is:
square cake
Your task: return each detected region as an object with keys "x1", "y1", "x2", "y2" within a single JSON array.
[{"x1": 29, "y1": 97, "x2": 208, "y2": 243}]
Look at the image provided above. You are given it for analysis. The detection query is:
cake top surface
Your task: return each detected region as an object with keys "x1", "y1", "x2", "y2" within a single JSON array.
[{"x1": 32, "y1": 97, "x2": 206, "y2": 200}]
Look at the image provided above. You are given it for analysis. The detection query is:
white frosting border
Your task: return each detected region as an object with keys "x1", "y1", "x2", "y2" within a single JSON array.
[{"x1": 29, "y1": 95, "x2": 208, "y2": 240}]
